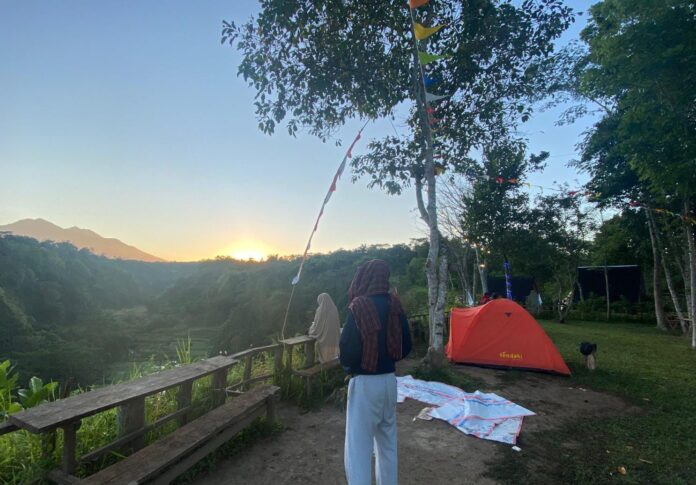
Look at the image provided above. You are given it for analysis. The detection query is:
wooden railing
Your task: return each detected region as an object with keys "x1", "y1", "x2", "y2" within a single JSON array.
[{"x1": 1, "y1": 338, "x2": 320, "y2": 480}]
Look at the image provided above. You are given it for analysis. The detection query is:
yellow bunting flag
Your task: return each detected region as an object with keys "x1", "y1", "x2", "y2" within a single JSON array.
[
  {"x1": 414, "y1": 22, "x2": 444, "y2": 40},
  {"x1": 418, "y1": 51, "x2": 449, "y2": 65},
  {"x1": 410, "y1": 0, "x2": 430, "y2": 9}
]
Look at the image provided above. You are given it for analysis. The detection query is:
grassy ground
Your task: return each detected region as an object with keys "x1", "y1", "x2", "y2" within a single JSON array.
[{"x1": 487, "y1": 320, "x2": 696, "y2": 485}]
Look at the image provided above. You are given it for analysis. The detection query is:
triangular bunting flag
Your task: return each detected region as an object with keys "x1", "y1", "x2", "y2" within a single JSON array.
[
  {"x1": 414, "y1": 22, "x2": 445, "y2": 40},
  {"x1": 425, "y1": 91, "x2": 450, "y2": 103},
  {"x1": 418, "y1": 51, "x2": 449, "y2": 65},
  {"x1": 423, "y1": 75, "x2": 438, "y2": 87},
  {"x1": 410, "y1": 0, "x2": 430, "y2": 9}
]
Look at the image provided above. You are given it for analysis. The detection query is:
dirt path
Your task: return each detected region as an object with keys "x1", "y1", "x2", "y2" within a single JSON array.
[{"x1": 194, "y1": 360, "x2": 635, "y2": 484}]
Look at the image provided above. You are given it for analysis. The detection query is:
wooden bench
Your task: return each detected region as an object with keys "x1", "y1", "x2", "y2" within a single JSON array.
[
  {"x1": 292, "y1": 359, "x2": 341, "y2": 398},
  {"x1": 73, "y1": 385, "x2": 279, "y2": 484},
  {"x1": 6, "y1": 349, "x2": 286, "y2": 484}
]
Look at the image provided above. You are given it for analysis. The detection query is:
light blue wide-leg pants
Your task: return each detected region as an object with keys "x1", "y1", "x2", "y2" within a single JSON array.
[{"x1": 344, "y1": 373, "x2": 398, "y2": 485}]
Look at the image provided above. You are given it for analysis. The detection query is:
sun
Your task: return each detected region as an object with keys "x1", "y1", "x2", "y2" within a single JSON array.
[{"x1": 230, "y1": 249, "x2": 266, "y2": 261}]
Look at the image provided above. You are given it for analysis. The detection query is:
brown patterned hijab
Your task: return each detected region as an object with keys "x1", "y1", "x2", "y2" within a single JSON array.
[{"x1": 348, "y1": 260, "x2": 404, "y2": 372}]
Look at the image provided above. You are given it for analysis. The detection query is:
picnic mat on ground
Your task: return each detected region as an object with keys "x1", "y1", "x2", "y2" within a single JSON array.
[{"x1": 396, "y1": 375, "x2": 535, "y2": 444}]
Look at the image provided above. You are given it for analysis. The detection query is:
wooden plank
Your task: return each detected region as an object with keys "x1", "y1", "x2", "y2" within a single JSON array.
[
  {"x1": 230, "y1": 343, "x2": 280, "y2": 360},
  {"x1": 0, "y1": 421, "x2": 18, "y2": 436},
  {"x1": 226, "y1": 373, "x2": 274, "y2": 391},
  {"x1": 9, "y1": 356, "x2": 239, "y2": 433},
  {"x1": 150, "y1": 408, "x2": 265, "y2": 485},
  {"x1": 81, "y1": 385, "x2": 279, "y2": 485},
  {"x1": 80, "y1": 406, "x2": 191, "y2": 463},
  {"x1": 279, "y1": 335, "x2": 314, "y2": 346},
  {"x1": 46, "y1": 469, "x2": 81, "y2": 484}
]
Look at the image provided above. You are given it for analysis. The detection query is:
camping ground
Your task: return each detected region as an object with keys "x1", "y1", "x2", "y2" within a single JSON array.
[{"x1": 185, "y1": 320, "x2": 696, "y2": 485}]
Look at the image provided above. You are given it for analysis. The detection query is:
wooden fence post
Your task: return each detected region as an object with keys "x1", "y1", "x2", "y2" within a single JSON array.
[
  {"x1": 243, "y1": 355, "x2": 253, "y2": 391},
  {"x1": 304, "y1": 340, "x2": 315, "y2": 369},
  {"x1": 118, "y1": 397, "x2": 145, "y2": 451},
  {"x1": 177, "y1": 381, "x2": 193, "y2": 426},
  {"x1": 284, "y1": 344, "x2": 293, "y2": 374},
  {"x1": 61, "y1": 421, "x2": 80, "y2": 475},
  {"x1": 273, "y1": 345, "x2": 284, "y2": 384},
  {"x1": 211, "y1": 368, "x2": 228, "y2": 407},
  {"x1": 266, "y1": 395, "x2": 277, "y2": 424}
]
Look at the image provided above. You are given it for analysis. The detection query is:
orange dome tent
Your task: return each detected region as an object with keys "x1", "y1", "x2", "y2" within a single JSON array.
[{"x1": 446, "y1": 299, "x2": 571, "y2": 375}]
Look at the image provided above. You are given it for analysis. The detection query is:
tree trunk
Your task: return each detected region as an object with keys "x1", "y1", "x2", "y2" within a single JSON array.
[
  {"x1": 409, "y1": 17, "x2": 446, "y2": 367},
  {"x1": 604, "y1": 263, "x2": 611, "y2": 321},
  {"x1": 647, "y1": 208, "x2": 686, "y2": 331},
  {"x1": 472, "y1": 257, "x2": 478, "y2": 302},
  {"x1": 645, "y1": 208, "x2": 668, "y2": 330},
  {"x1": 683, "y1": 200, "x2": 696, "y2": 348},
  {"x1": 474, "y1": 247, "x2": 488, "y2": 293}
]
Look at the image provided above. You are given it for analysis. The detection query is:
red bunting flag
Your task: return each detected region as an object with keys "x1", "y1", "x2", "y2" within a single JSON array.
[{"x1": 410, "y1": 0, "x2": 430, "y2": 9}]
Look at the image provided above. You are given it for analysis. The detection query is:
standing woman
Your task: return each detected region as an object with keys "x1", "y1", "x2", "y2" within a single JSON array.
[
  {"x1": 308, "y1": 293, "x2": 341, "y2": 364},
  {"x1": 340, "y1": 259, "x2": 412, "y2": 485}
]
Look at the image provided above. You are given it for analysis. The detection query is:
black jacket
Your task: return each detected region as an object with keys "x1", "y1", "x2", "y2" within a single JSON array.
[{"x1": 339, "y1": 293, "x2": 412, "y2": 375}]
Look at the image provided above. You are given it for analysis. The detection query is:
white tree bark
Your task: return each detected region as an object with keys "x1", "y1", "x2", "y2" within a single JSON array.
[
  {"x1": 409, "y1": 16, "x2": 447, "y2": 367},
  {"x1": 683, "y1": 200, "x2": 696, "y2": 348},
  {"x1": 647, "y1": 208, "x2": 687, "y2": 331},
  {"x1": 474, "y1": 247, "x2": 488, "y2": 293},
  {"x1": 645, "y1": 209, "x2": 668, "y2": 330}
]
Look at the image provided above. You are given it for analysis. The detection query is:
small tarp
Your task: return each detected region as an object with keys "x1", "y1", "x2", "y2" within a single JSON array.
[
  {"x1": 397, "y1": 375, "x2": 535, "y2": 444},
  {"x1": 446, "y1": 299, "x2": 571, "y2": 375}
]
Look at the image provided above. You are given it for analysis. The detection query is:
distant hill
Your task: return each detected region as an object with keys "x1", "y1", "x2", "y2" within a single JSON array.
[{"x1": 0, "y1": 218, "x2": 164, "y2": 262}]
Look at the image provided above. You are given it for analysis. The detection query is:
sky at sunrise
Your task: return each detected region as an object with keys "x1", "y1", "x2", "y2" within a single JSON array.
[{"x1": 0, "y1": 0, "x2": 596, "y2": 261}]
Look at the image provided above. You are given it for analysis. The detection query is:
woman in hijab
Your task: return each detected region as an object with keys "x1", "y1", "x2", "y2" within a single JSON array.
[
  {"x1": 308, "y1": 293, "x2": 341, "y2": 364},
  {"x1": 339, "y1": 259, "x2": 412, "y2": 485}
]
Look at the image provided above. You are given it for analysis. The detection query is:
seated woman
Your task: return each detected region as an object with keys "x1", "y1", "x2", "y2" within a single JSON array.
[{"x1": 308, "y1": 293, "x2": 341, "y2": 364}]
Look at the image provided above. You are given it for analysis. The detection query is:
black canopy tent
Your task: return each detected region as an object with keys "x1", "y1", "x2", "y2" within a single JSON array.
[{"x1": 574, "y1": 265, "x2": 642, "y2": 303}]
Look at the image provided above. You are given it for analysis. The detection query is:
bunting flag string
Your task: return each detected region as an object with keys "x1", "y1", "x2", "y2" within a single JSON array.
[
  {"x1": 414, "y1": 22, "x2": 445, "y2": 40},
  {"x1": 631, "y1": 202, "x2": 696, "y2": 225},
  {"x1": 418, "y1": 51, "x2": 449, "y2": 65},
  {"x1": 458, "y1": 171, "x2": 696, "y2": 224},
  {"x1": 280, "y1": 123, "x2": 368, "y2": 339},
  {"x1": 291, "y1": 122, "x2": 367, "y2": 286}
]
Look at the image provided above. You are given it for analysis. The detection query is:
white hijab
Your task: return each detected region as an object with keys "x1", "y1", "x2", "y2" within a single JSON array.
[{"x1": 308, "y1": 293, "x2": 341, "y2": 364}]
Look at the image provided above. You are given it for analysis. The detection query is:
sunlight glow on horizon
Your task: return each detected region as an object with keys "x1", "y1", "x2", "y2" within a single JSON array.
[
  {"x1": 219, "y1": 240, "x2": 276, "y2": 262},
  {"x1": 228, "y1": 249, "x2": 266, "y2": 261}
]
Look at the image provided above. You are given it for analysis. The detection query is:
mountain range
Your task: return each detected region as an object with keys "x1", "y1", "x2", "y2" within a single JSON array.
[{"x1": 0, "y1": 218, "x2": 164, "y2": 262}]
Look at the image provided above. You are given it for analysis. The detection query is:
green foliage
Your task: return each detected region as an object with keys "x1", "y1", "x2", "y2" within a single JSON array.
[
  {"x1": 224, "y1": 1, "x2": 573, "y2": 191},
  {"x1": 0, "y1": 361, "x2": 22, "y2": 419},
  {"x1": 176, "y1": 335, "x2": 194, "y2": 366},
  {"x1": 17, "y1": 377, "x2": 57, "y2": 409},
  {"x1": 580, "y1": 0, "x2": 696, "y2": 200}
]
